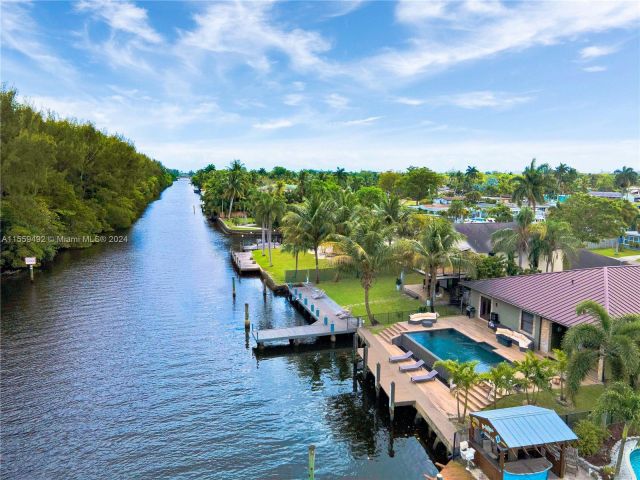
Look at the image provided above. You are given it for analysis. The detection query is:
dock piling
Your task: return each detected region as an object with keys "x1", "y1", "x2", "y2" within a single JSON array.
[
  {"x1": 244, "y1": 303, "x2": 250, "y2": 330},
  {"x1": 362, "y1": 344, "x2": 368, "y2": 376},
  {"x1": 232, "y1": 277, "x2": 236, "y2": 298},
  {"x1": 375, "y1": 362, "x2": 381, "y2": 399},
  {"x1": 308, "y1": 445, "x2": 316, "y2": 480},
  {"x1": 389, "y1": 381, "x2": 396, "y2": 422}
]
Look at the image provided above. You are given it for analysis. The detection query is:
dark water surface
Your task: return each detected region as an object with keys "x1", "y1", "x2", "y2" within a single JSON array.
[{"x1": 1, "y1": 179, "x2": 437, "y2": 479}]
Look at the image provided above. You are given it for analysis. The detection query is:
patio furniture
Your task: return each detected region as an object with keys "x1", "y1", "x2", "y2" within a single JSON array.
[
  {"x1": 496, "y1": 333, "x2": 513, "y2": 347},
  {"x1": 389, "y1": 350, "x2": 413, "y2": 363},
  {"x1": 495, "y1": 327, "x2": 534, "y2": 351},
  {"x1": 399, "y1": 359, "x2": 424, "y2": 372},
  {"x1": 422, "y1": 320, "x2": 433, "y2": 328},
  {"x1": 408, "y1": 312, "x2": 439, "y2": 325},
  {"x1": 410, "y1": 370, "x2": 438, "y2": 383},
  {"x1": 311, "y1": 289, "x2": 325, "y2": 300}
]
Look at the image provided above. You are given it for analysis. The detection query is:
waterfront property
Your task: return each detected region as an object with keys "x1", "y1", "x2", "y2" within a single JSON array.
[
  {"x1": 461, "y1": 265, "x2": 640, "y2": 380},
  {"x1": 469, "y1": 406, "x2": 578, "y2": 479}
]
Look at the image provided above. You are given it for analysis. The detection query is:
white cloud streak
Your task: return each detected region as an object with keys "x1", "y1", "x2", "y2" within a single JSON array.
[
  {"x1": 343, "y1": 116, "x2": 382, "y2": 126},
  {"x1": 431, "y1": 91, "x2": 533, "y2": 109},
  {"x1": 325, "y1": 93, "x2": 349, "y2": 109},
  {"x1": 579, "y1": 45, "x2": 618, "y2": 60},
  {"x1": 253, "y1": 119, "x2": 294, "y2": 130},
  {"x1": 76, "y1": 0, "x2": 162, "y2": 43},
  {"x1": 583, "y1": 65, "x2": 607, "y2": 73}
]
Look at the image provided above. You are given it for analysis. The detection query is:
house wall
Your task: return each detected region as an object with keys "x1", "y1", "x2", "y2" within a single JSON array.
[{"x1": 469, "y1": 289, "x2": 542, "y2": 349}]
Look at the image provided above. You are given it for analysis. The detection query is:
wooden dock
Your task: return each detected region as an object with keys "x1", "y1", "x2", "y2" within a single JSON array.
[
  {"x1": 231, "y1": 251, "x2": 261, "y2": 273},
  {"x1": 253, "y1": 284, "x2": 362, "y2": 346}
]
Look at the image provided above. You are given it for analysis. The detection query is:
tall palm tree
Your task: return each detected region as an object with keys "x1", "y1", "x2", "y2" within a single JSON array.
[
  {"x1": 404, "y1": 219, "x2": 466, "y2": 312},
  {"x1": 537, "y1": 220, "x2": 579, "y2": 272},
  {"x1": 592, "y1": 382, "x2": 640, "y2": 475},
  {"x1": 482, "y1": 362, "x2": 516, "y2": 409},
  {"x1": 433, "y1": 359, "x2": 482, "y2": 422},
  {"x1": 264, "y1": 193, "x2": 286, "y2": 267},
  {"x1": 614, "y1": 166, "x2": 638, "y2": 196},
  {"x1": 491, "y1": 207, "x2": 535, "y2": 269},
  {"x1": 225, "y1": 160, "x2": 246, "y2": 219},
  {"x1": 562, "y1": 300, "x2": 640, "y2": 399},
  {"x1": 554, "y1": 163, "x2": 577, "y2": 194},
  {"x1": 332, "y1": 189, "x2": 357, "y2": 236},
  {"x1": 512, "y1": 159, "x2": 548, "y2": 212},
  {"x1": 329, "y1": 214, "x2": 397, "y2": 324},
  {"x1": 252, "y1": 191, "x2": 269, "y2": 256},
  {"x1": 280, "y1": 214, "x2": 308, "y2": 279},
  {"x1": 283, "y1": 194, "x2": 334, "y2": 283},
  {"x1": 334, "y1": 167, "x2": 348, "y2": 187}
]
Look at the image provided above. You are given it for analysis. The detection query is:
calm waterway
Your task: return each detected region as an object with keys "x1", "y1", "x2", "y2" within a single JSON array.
[{"x1": 1, "y1": 179, "x2": 438, "y2": 479}]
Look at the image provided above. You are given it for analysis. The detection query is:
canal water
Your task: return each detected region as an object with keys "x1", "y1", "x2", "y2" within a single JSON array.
[{"x1": 1, "y1": 179, "x2": 438, "y2": 479}]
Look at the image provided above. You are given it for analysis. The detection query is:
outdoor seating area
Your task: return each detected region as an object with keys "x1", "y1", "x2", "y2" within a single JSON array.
[
  {"x1": 495, "y1": 326, "x2": 533, "y2": 351},
  {"x1": 469, "y1": 406, "x2": 578, "y2": 480},
  {"x1": 408, "y1": 312, "x2": 439, "y2": 325}
]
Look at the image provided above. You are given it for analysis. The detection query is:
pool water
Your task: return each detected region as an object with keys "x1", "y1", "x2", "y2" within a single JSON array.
[
  {"x1": 406, "y1": 329, "x2": 508, "y2": 373},
  {"x1": 631, "y1": 448, "x2": 640, "y2": 479}
]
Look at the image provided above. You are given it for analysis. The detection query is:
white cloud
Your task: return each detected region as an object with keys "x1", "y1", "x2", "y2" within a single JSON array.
[
  {"x1": 396, "y1": 96, "x2": 425, "y2": 106},
  {"x1": 253, "y1": 119, "x2": 294, "y2": 130},
  {"x1": 0, "y1": 2, "x2": 77, "y2": 80},
  {"x1": 325, "y1": 0, "x2": 365, "y2": 18},
  {"x1": 359, "y1": 1, "x2": 639, "y2": 81},
  {"x1": 284, "y1": 94, "x2": 305, "y2": 106},
  {"x1": 579, "y1": 45, "x2": 618, "y2": 60},
  {"x1": 343, "y1": 116, "x2": 382, "y2": 126},
  {"x1": 432, "y1": 91, "x2": 533, "y2": 109},
  {"x1": 325, "y1": 93, "x2": 349, "y2": 109},
  {"x1": 76, "y1": 0, "x2": 162, "y2": 43},
  {"x1": 178, "y1": 2, "x2": 332, "y2": 74},
  {"x1": 583, "y1": 65, "x2": 607, "y2": 73}
]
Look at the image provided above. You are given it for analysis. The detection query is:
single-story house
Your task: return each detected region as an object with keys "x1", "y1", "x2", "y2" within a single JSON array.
[{"x1": 461, "y1": 265, "x2": 640, "y2": 380}]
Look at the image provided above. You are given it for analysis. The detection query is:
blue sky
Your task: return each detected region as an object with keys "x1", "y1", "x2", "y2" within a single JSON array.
[{"x1": 1, "y1": 0, "x2": 639, "y2": 172}]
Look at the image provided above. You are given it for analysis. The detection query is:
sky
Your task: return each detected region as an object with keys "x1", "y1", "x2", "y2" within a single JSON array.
[{"x1": 1, "y1": 0, "x2": 639, "y2": 173}]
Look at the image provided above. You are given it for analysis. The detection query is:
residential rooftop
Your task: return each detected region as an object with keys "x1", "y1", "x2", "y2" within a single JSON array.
[{"x1": 461, "y1": 265, "x2": 640, "y2": 327}]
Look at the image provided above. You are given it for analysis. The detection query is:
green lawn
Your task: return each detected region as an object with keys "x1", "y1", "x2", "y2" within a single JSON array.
[
  {"x1": 590, "y1": 247, "x2": 639, "y2": 258},
  {"x1": 220, "y1": 218, "x2": 260, "y2": 231},
  {"x1": 494, "y1": 384, "x2": 605, "y2": 414},
  {"x1": 252, "y1": 248, "x2": 328, "y2": 283}
]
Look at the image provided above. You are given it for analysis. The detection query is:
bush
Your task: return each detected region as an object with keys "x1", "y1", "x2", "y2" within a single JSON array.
[{"x1": 574, "y1": 420, "x2": 607, "y2": 457}]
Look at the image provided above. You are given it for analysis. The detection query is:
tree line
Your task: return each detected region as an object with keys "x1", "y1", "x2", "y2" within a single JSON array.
[{"x1": 0, "y1": 88, "x2": 176, "y2": 269}]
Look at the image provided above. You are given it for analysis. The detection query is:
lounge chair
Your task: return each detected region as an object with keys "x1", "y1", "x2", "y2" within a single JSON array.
[
  {"x1": 408, "y1": 312, "x2": 439, "y2": 325},
  {"x1": 399, "y1": 359, "x2": 425, "y2": 372},
  {"x1": 389, "y1": 350, "x2": 413, "y2": 363},
  {"x1": 410, "y1": 370, "x2": 438, "y2": 383},
  {"x1": 312, "y1": 290, "x2": 325, "y2": 300}
]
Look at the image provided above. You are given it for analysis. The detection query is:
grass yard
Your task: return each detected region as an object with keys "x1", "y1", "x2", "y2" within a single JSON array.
[
  {"x1": 590, "y1": 247, "x2": 639, "y2": 258},
  {"x1": 252, "y1": 248, "x2": 328, "y2": 283},
  {"x1": 320, "y1": 272, "x2": 424, "y2": 318},
  {"x1": 220, "y1": 218, "x2": 260, "y2": 231},
  {"x1": 494, "y1": 384, "x2": 605, "y2": 415}
]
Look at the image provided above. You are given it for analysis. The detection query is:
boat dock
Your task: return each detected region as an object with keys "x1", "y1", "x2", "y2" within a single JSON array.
[
  {"x1": 253, "y1": 284, "x2": 362, "y2": 347},
  {"x1": 231, "y1": 251, "x2": 261, "y2": 273}
]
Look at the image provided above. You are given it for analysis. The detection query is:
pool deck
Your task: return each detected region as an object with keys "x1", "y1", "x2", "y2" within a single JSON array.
[{"x1": 357, "y1": 315, "x2": 557, "y2": 454}]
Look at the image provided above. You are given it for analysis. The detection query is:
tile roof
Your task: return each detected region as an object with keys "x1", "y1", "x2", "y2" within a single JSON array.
[
  {"x1": 462, "y1": 265, "x2": 640, "y2": 327},
  {"x1": 472, "y1": 406, "x2": 577, "y2": 448}
]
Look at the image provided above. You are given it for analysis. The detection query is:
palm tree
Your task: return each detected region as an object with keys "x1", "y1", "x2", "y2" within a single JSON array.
[
  {"x1": 592, "y1": 382, "x2": 640, "y2": 475},
  {"x1": 614, "y1": 166, "x2": 638, "y2": 196},
  {"x1": 283, "y1": 194, "x2": 334, "y2": 283},
  {"x1": 537, "y1": 220, "x2": 579, "y2": 272},
  {"x1": 433, "y1": 359, "x2": 482, "y2": 422},
  {"x1": 552, "y1": 348, "x2": 569, "y2": 402},
  {"x1": 404, "y1": 219, "x2": 466, "y2": 312},
  {"x1": 491, "y1": 207, "x2": 535, "y2": 269},
  {"x1": 281, "y1": 211, "x2": 308, "y2": 278},
  {"x1": 225, "y1": 159, "x2": 246, "y2": 219},
  {"x1": 329, "y1": 214, "x2": 397, "y2": 325},
  {"x1": 512, "y1": 351, "x2": 555, "y2": 405},
  {"x1": 554, "y1": 163, "x2": 577, "y2": 194},
  {"x1": 562, "y1": 300, "x2": 640, "y2": 400},
  {"x1": 252, "y1": 191, "x2": 269, "y2": 256},
  {"x1": 446, "y1": 200, "x2": 468, "y2": 223},
  {"x1": 512, "y1": 159, "x2": 548, "y2": 212},
  {"x1": 482, "y1": 362, "x2": 516, "y2": 409},
  {"x1": 334, "y1": 167, "x2": 348, "y2": 187},
  {"x1": 265, "y1": 193, "x2": 286, "y2": 267}
]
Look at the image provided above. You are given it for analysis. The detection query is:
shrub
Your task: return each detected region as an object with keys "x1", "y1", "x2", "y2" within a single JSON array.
[{"x1": 574, "y1": 420, "x2": 607, "y2": 457}]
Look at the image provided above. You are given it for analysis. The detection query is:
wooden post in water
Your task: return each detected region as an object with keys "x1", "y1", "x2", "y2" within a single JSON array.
[
  {"x1": 232, "y1": 277, "x2": 236, "y2": 298},
  {"x1": 352, "y1": 334, "x2": 358, "y2": 369},
  {"x1": 389, "y1": 381, "x2": 396, "y2": 422},
  {"x1": 375, "y1": 362, "x2": 381, "y2": 399},
  {"x1": 193, "y1": 205, "x2": 195, "y2": 214},
  {"x1": 362, "y1": 344, "x2": 368, "y2": 376},
  {"x1": 29, "y1": 265, "x2": 34, "y2": 283},
  {"x1": 308, "y1": 445, "x2": 316, "y2": 480},
  {"x1": 244, "y1": 303, "x2": 250, "y2": 330},
  {"x1": 263, "y1": 281, "x2": 267, "y2": 298}
]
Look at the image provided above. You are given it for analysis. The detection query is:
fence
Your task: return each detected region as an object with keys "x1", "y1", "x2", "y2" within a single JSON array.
[
  {"x1": 284, "y1": 268, "x2": 351, "y2": 284},
  {"x1": 558, "y1": 411, "x2": 592, "y2": 428}
]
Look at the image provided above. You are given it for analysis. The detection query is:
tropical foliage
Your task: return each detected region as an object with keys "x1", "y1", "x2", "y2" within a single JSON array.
[
  {"x1": 433, "y1": 359, "x2": 482, "y2": 422},
  {"x1": 0, "y1": 88, "x2": 174, "y2": 269}
]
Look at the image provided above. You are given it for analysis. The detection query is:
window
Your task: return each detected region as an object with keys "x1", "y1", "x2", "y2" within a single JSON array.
[{"x1": 521, "y1": 311, "x2": 534, "y2": 334}]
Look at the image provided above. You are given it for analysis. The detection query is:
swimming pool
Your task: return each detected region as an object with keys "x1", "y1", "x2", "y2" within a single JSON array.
[
  {"x1": 405, "y1": 329, "x2": 508, "y2": 373},
  {"x1": 631, "y1": 448, "x2": 639, "y2": 479}
]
